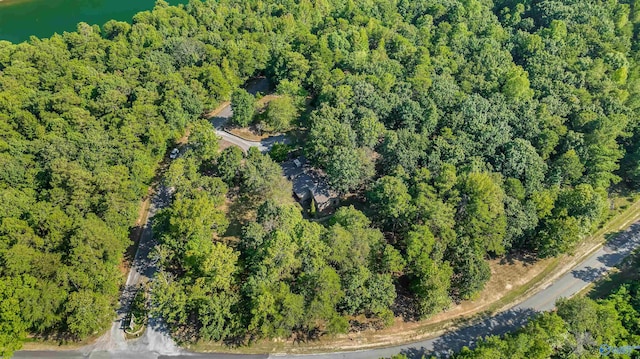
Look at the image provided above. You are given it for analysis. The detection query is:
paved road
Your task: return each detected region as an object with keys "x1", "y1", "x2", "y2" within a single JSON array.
[
  {"x1": 14, "y1": 75, "x2": 639, "y2": 358},
  {"x1": 15, "y1": 82, "x2": 287, "y2": 359},
  {"x1": 16, "y1": 221, "x2": 640, "y2": 359},
  {"x1": 210, "y1": 103, "x2": 288, "y2": 153},
  {"x1": 51, "y1": 184, "x2": 183, "y2": 358}
]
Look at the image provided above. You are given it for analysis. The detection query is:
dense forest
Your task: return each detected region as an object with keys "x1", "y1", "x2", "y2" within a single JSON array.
[{"x1": 2, "y1": 0, "x2": 640, "y2": 356}]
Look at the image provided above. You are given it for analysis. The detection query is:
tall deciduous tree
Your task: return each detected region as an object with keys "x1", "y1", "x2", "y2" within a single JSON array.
[
  {"x1": 455, "y1": 172, "x2": 507, "y2": 256},
  {"x1": 216, "y1": 146, "x2": 243, "y2": 185},
  {"x1": 367, "y1": 175, "x2": 413, "y2": 232},
  {"x1": 230, "y1": 89, "x2": 255, "y2": 127},
  {"x1": 264, "y1": 96, "x2": 298, "y2": 132},
  {"x1": 405, "y1": 225, "x2": 453, "y2": 318},
  {"x1": 326, "y1": 147, "x2": 374, "y2": 194},
  {"x1": 189, "y1": 119, "x2": 219, "y2": 163}
]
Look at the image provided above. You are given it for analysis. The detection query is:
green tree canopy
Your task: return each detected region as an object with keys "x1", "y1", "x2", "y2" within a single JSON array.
[{"x1": 230, "y1": 89, "x2": 255, "y2": 127}]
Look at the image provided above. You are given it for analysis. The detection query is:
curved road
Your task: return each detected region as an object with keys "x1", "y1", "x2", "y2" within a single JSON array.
[
  {"x1": 210, "y1": 103, "x2": 288, "y2": 153},
  {"x1": 15, "y1": 220, "x2": 640, "y2": 358},
  {"x1": 14, "y1": 86, "x2": 640, "y2": 358}
]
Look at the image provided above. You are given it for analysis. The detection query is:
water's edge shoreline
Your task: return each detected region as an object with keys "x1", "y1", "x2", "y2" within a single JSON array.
[{"x1": 0, "y1": 0, "x2": 186, "y2": 44}]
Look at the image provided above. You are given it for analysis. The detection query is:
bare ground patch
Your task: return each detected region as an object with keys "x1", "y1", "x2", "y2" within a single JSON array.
[
  {"x1": 256, "y1": 94, "x2": 282, "y2": 108},
  {"x1": 191, "y1": 195, "x2": 640, "y2": 354},
  {"x1": 22, "y1": 337, "x2": 92, "y2": 351},
  {"x1": 218, "y1": 138, "x2": 238, "y2": 152},
  {"x1": 227, "y1": 127, "x2": 274, "y2": 141},
  {"x1": 203, "y1": 101, "x2": 231, "y2": 119}
]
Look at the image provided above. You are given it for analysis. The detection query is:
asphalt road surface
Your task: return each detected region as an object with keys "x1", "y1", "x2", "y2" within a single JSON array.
[
  {"x1": 16, "y1": 221, "x2": 640, "y2": 359},
  {"x1": 210, "y1": 103, "x2": 288, "y2": 153},
  {"x1": 86, "y1": 183, "x2": 180, "y2": 357},
  {"x1": 15, "y1": 76, "x2": 639, "y2": 358},
  {"x1": 209, "y1": 76, "x2": 288, "y2": 153}
]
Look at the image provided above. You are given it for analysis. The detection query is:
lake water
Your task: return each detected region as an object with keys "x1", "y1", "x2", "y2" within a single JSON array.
[{"x1": 0, "y1": 0, "x2": 187, "y2": 44}]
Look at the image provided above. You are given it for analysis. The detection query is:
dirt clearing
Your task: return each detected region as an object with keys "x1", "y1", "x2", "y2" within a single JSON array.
[{"x1": 191, "y1": 195, "x2": 640, "y2": 354}]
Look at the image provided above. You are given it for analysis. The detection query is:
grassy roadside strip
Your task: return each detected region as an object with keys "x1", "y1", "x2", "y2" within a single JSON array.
[
  {"x1": 490, "y1": 195, "x2": 640, "y2": 313},
  {"x1": 407, "y1": 196, "x2": 640, "y2": 344},
  {"x1": 191, "y1": 195, "x2": 640, "y2": 354},
  {"x1": 23, "y1": 195, "x2": 640, "y2": 354},
  {"x1": 223, "y1": 128, "x2": 266, "y2": 142}
]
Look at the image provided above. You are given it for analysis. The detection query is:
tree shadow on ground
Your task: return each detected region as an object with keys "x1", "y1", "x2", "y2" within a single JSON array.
[
  {"x1": 604, "y1": 223, "x2": 640, "y2": 251},
  {"x1": 499, "y1": 250, "x2": 538, "y2": 266},
  {"x1": 593, "y1": 222, "x2": 640, "y2": 270},
  {"x1": 222, "y1": 333, "x2": 248, "y2": 348},
  {"x1": 604, "y1": 230, "x2": 625, "y2": 245},
  {"x1": 400, "y1": 346, "x2": 430, "y2": 359},
  {"x1": 597, "y1": 252, "x2": 625, "y2": 267},
  {"x1": 588, "y1": 252, "x2": 640, "y2": 300},
  {"x1": 392, "y1": 277, "x2": 420, "y2": 322},
  {"x1": 244, "y1": 76, "x2": 271, "y2": 95},
  {"x1": 571, "y1": 266, "x2": 608, "y2": 282},
  {"x1": 210, "y1": 115, "x2": 229, "y2": 130},
  {"x1": 117, "y1": 284, "x2": 141, "y2": 319},
  {"x1": 422, "y1": 307, "x2": 539, "y2": 358},
  {"x1": 223, "y1": 192, "x2": 257, "y2": 240}
]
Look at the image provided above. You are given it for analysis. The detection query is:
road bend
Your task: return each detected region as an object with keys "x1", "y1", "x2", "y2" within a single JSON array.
[
  {"x1": 16, "y1": 220, "x2": 640, "y2": 358},
  {"x1": 15, "y1": 81, "x2": 640, "y2": 357},
  {"x1": 209, "y1": 103, "x2": 289, "y2": 153}
]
